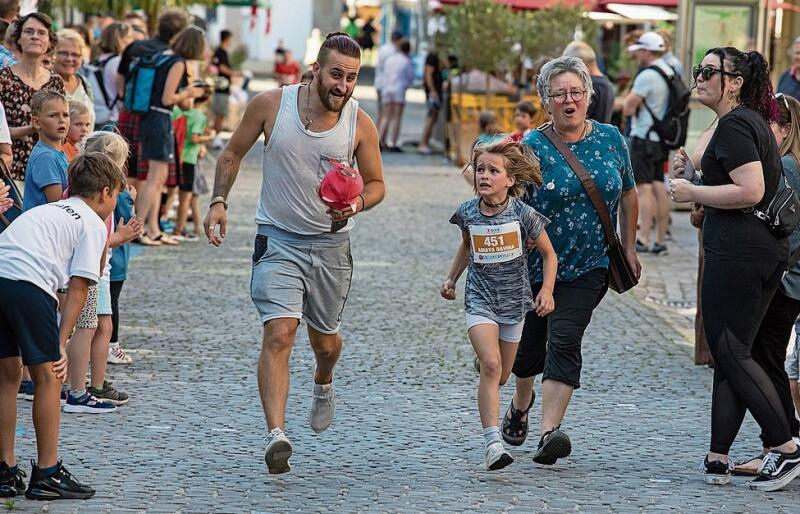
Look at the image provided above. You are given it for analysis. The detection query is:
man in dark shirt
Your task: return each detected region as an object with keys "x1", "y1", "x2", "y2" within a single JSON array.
[
  {"x1": 563, "y1": 41, "x2": 614, "y2": 123},
  {"x1": 777, "y1": 36, "x2": 800, "y2": 100},
  {"x1": 418, "y1": 51, "x2": 444, "y2": 155},
  {"x1": 116, "y1": 9, "x2": 189, "y2": 193},
  {"x1": 211, "y1": 29, "x2": 242, "y2": 148}
]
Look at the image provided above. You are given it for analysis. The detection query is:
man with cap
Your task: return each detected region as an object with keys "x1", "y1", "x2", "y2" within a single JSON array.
[
  {"x1": 623, "y1": 31, "x2": 673, "y2": 255},
  {"x1": 204, "y1": 32, "x2": 385, "y2": 474}
]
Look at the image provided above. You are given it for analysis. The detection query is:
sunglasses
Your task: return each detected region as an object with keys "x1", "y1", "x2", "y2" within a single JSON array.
[
  {"x1": 777, "y1": 92, "x2": 790, "y2": 111},
  {"x1": 692, "y1": 64, "x2": 741, "y2": 82}
]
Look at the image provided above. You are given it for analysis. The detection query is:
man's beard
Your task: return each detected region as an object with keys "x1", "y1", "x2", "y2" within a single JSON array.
[{"x1": 316, "y1": 80, "x2": 352, "y2": 113}]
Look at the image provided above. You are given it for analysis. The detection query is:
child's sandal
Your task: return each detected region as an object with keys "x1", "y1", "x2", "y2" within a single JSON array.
[{"x1": 501, "y1": 393, "x2": 535, "y2": 446}]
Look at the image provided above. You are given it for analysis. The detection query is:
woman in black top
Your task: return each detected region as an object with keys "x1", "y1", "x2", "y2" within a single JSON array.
[{"x1": 672, "y1": 48, "x2": 800, "y2": 491}]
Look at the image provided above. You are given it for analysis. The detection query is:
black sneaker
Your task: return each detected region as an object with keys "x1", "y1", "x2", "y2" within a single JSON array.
[
  {"x1": 650, "y1": 242, "x2": 668, "y2": 255},
  {"x1": 532, "y1": 426, "x2": 572, "y2": 465},
  {"x1": 25, "y1": 461, "x2": 95, "y2": 500},
  {"x1": 749, "y1": 448, "x2": 800, "y2": 492},
  {"x1": 635, "y1": 240, "x2": 650, "y2": 253},
  {"x1": 0, "y1": 462, "x2": 25, "y2": 497},
  {"x1": 703, "y1": 456, "x2": 732, "y2": 485}
]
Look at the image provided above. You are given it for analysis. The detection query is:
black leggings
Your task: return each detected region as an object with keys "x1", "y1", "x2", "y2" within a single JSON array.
[
  {"x1": 702, "y1": 259, "x2": 790, "y2": 454},
  {"x1": 753, "y1": 288, "x2": 800, "y2": 444},
  {"x1": 110, "y1": 280, "x2": 124, "y2": 343}
]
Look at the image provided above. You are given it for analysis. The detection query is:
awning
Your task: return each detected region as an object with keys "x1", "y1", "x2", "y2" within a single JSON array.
[
  {"x1": 604, "y1": 3, "x2": 677, "y2": 20},
  {"x1": 438, "y1": 0, "x2": 589, "y2": 10},
  {"x1": 596, "y1": 0, "x2": 677, "y2": 6}
]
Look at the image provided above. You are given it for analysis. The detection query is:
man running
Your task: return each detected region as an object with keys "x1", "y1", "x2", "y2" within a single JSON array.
[{"x1": 203, "y1": 33, "x2": 384, "y2": 474}]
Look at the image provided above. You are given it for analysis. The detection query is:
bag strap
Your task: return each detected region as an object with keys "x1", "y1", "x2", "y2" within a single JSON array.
[{"x1": 540, "y1": 124, "x2": 620, "y2": 247}]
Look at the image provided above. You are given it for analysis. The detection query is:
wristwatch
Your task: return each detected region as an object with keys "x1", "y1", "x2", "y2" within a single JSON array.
[{"x1": 209, "y1": 196, "x2": 228, "y2": 210}]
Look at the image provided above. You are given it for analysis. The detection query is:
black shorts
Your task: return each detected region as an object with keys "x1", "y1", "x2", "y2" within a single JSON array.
[
  {"x1": 0, "y1": 278, "x2": 60, "y2": 365},
  {"x1": 630, "y1": 137, "x2": 666, "y2": 184},
  {"x1": 180, "y1": 162, "x2": 195, "y2": 192},
  {"x1": 511, "y1": 268, "x2": 608, "y2": 388}
]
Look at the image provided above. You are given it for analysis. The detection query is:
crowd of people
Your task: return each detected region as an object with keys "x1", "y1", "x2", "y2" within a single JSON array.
[
  {"x1": 0, "y1": 3, "x2": 248, "y2": 500},
  {"x1": 1, "y1": 0, "x2": 800, "y2": 504}
]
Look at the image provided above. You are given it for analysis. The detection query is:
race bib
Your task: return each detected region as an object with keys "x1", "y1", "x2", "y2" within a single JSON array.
[{"x1": 469, "y1": 221, "x2": 522, "y2": 264}]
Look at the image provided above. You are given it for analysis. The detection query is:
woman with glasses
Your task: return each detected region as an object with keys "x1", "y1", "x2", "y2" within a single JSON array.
[
  {"x1": 672, "y1": 48, "x2": 800, "y2": 491},
  {"x1": 0, "y1": 12, "x2": 64, "y2": 180},
  {"x1": 501, "y1": 56, "x2": 640, "y2": 465},
  {"x1": 729, "y1": 92, "x2": 800, "y2": 477},
  {"x1": 54, "y1": 29, "x2": 93, "y2": 120}
]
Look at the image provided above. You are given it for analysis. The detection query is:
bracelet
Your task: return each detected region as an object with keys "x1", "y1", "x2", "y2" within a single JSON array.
[
  {"x1": 358, "y1": 193, "x2": 366, "y2": 212},
  {"x1": 209, "y1": 196, "x2": 228, "y2": 210}
]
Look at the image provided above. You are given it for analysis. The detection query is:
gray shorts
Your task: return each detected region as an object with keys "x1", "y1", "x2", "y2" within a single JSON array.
[
  {"x1": 250, "y1": 227, "x2": 353, "y2": 334},
  {"x1": 787, "y1": 320, "x2": 800, "y2": 380},
  {"x1": 212, "y1": 93, "x2": 229, "y2": 116}
]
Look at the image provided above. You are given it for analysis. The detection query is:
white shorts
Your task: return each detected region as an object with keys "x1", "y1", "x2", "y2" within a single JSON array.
[{"x1": 465, "y1": 314, "x2": 524, "y2": 343}]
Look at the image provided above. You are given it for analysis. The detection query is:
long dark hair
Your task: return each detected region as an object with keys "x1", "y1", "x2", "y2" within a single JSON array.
[{"x1": 705, "y1": 47, "x2": 777, "y2": 123}]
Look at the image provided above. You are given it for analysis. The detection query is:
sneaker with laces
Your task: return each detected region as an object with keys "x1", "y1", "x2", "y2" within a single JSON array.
[
  {"x1": 264, "y1": 428, "x2": 292, "y2": 474},
  {"x1": 0, "y1": 462, "x2": 26, "y2": 497},
  {"x1": 703, "y1": 456, "x2": 732, "y2": 485},
  {"x1": 25, "y1": 460, "x2": 95, "y2": 500},
  {"x1": 18, "y1": 380, "x2": 34, "y2": 401},
  {"x1": 484, "y1": 441, "x2": 514, "y2": 471},
  {"x1": 107, "y1": 343, "x2": 133, "y2": 365},
  {"x1": 87, "y1": 381, "x2": 129, "y2": 406},
  {"x1": 748, "y1": 448, "x2": 800, "y2": 491},
  {"x1": 309, "y1": 367, "x2": 335, "y2": 433},
  {"x1": 532, "y1": 426, "x2": 572, "y2": 465},
  {"x1": 62, "y1": 392, "x2": 116, "y2": 414}
]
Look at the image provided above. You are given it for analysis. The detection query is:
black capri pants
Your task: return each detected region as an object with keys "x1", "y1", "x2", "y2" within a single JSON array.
[
  {"x1": 703, "y1": 259, "x2": 791, "y2": 454},
  {"x1": 512, "y1": 267, "x2": 608, "y2": 388}
]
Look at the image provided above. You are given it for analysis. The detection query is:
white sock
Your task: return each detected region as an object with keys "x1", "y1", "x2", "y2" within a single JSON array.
[{"x1": 483, "y1": 426, "x2": 502, "y2": 448}]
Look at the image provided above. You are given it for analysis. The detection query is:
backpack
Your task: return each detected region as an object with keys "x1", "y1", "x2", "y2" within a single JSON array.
[
  {"x1": 83, "y1": 55, "x2": 117, "y2": 123},
  {"x1": 640, "y1": 65, "x2": 690, "y2": 151},
  {"x1": 123, "y1": 51, "x2": 177, "y2": 114}
]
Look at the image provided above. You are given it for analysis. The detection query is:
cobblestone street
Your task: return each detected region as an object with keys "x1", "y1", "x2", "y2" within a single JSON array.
[{"x1": 9, "y1": 92, "x2": 800, "y2": 513}]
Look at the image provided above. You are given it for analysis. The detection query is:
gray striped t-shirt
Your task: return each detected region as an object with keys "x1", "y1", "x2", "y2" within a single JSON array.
[{"x1": 450, "y1": 197, "x2": 550, "y2": 324}]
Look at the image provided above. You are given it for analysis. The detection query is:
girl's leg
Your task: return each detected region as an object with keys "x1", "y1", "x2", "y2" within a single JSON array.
[
  {"x1": 377, "y1": 106, "x2": 390, "y2": 147},
  {"x1": 67, "y1": 328, "x2": 95, "y2": 393},
  {"x1": 136, "y1": 160, "x2": 168, "y2": 238},
  {"x1": 190, "y1": 195, "x2": 202, "y2": 234},
  {"x1": 469, "y1": 323, "x2": 502, "y2": 428},
  {"x1": 390, "y1": 103, "x2": 404, "y2": 147},
  {"x1": 90, "y1": 316, "x2": 112, "y2": 390},
  {"x1": 174, "y1": 191, "x2": 193, "y2": 235},
  {"x1": 499, "y1": 341, "x2": 519, "y2": 386}
]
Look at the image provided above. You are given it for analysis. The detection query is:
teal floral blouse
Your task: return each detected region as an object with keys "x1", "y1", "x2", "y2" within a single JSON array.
[{"x1": 522, "y1": 121, "x2": 635, "y2": 283}]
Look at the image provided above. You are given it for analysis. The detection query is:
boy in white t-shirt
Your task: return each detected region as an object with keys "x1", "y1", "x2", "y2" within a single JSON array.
[{"x1": 0, "y1": 153, "x2": 123, "y2": 501}]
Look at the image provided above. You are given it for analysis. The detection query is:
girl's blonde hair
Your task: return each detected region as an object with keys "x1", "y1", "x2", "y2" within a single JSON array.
[
  {"x1": 776, "y1": 93, "x2": 800, "y2": 166},
  {"x1": 80, "y1": 131, "x2": 129, "y2": 171},
  {"x1": 470, "y1": 139, "x2": 542, "y2": 197},
  {"x1": 68, "y1": 100, "x2": 90, "y2": 118}
]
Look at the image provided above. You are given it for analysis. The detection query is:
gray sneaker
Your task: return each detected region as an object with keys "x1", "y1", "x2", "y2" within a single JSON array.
[
  {"x1": 264, "y1": 428, "x2": 292, "y2": 474},
  {"x1": 309, "y1": 367, "x2": 335, "y2": 433}
]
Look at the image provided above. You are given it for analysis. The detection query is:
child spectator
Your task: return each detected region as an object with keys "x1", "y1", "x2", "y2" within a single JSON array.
[
  {"x1": 509, "y1": 100, "x2": 537, "y2": 142},
  {"x1": 0, "y1": 153, "x2": 123, "y2": 500},
  {"x1": 172, "y1": 92, "x2": 214, "y2": 240},
  {"x1": 63, "y1": 101, "x2": 92, "y2": 161},
  {"x1": 82, "y1": 132, "x2": 138, "y2": 365},
  {"x1": 64, "y1": 133, "x2": 142, "y2": 412},
  {"x1": 477, "y1": 111, "x2": 503, "y2": 144},
  {"x1": 22, "y1": 91, "x2": 69, "y2": 210}
]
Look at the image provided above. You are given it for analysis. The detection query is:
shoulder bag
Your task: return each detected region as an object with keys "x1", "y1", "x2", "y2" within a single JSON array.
[{"x1": 540, "y1": 124, "x2": 638, "y2": 293}]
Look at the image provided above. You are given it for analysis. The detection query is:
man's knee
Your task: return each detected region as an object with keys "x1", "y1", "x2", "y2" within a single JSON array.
[
  {"x1": 28, "y1": 363, "x2": 59, "y2": 387},
  {"x1": 262, "y1": 320, "x2": 298, "y2": 354},
  {"x1": 0, "y1": 358, "x2": 22, "y2": 384},
  {"x1": 310, "y1": 332, "x2": 341, "y2": 359}
]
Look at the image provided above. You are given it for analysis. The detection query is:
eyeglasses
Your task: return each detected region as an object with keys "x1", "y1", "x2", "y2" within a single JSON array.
[
  {"x1": 692, "y1": 64, "x2": 741, "y2": 82},
  {"x1": 55, "y1": 51, "x2": 81, "y2": 60},
  {"x1": 548, "y1": 89, "x2": 586, "y2": 104}
]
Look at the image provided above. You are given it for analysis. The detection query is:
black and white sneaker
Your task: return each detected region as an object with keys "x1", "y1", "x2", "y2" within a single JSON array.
[
  {"x1": 702, "y1": 457, "x2": 732, "y2": 485},
  {"x1": 0, "y1": 462, "x2": 25, "y2": 497},
  {"x1": 532, "y1": 426, "x2": 572, "y2": 465},
  {"x1": 748, "y1": 448, "x2": 800, "y2": 492},
  {"x1": 25, "y1": 461, "x2": 95, "y2": 500}
]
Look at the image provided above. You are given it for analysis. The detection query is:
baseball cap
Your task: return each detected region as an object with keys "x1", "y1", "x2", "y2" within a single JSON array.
[
  {"x1": 627, "y1": 32, "x2": 666, "y2": 53},
  {"x1": 318, "y1": 159, "x2": 364, "y2": 210}
]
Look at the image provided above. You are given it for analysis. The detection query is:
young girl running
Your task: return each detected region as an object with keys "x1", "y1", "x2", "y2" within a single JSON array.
[{"x1": 442, "y1": 139, "x2": 557, "y2": 470}]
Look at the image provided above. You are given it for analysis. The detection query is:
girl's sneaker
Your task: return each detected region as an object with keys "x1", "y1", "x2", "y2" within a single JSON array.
[
  {"x1": 87, "y1": 381, "x2": 129, "y2": 406},
  {"x1": 62, "y1": 393, "x2": 116, "y2": 414},
  {"x1": 703, "y1": 457, "x2": 732, "y2": 485},
  {"x1": 107, "y1": 344, "x2": 133, "y2": 365},
  {"x1": 484, "y1": 441, "x2": 513, "y2": 471}
]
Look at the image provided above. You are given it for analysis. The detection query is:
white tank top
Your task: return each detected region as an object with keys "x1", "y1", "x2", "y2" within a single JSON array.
[{"x1": 255, "y1": 84, "x2": 359, "y2": 235}]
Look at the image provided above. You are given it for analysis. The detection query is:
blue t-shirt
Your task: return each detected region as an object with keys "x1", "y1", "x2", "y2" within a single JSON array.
[
  {"x1": 109, "y1": 190, "x2": 134, "y2": 282},
  {"x1": 523, "y1": 121, "x2": 635, "y2": 283},
  {"x1": 23, "y1": 141, "x2": 68, "y2": 211}
]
